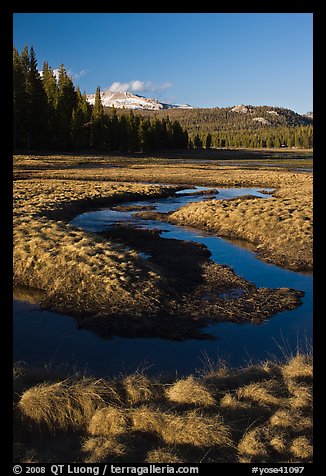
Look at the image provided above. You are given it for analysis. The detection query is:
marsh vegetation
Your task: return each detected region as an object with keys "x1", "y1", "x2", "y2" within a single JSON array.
[
  {"x1": 13, "y1": 152, "x2": 313, "y2": 463},
  {"x1": 14, "y1": 353, "x2": 312, "y2": 463}
]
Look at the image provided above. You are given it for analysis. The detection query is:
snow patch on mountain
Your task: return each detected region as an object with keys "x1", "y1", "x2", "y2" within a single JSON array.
[{"x1": 86, "y1": 91, "x2": 193, "y2": 110}]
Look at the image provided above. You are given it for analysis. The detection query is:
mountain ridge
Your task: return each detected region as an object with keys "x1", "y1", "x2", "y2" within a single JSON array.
[
  {"x1": 86, "y1": 92, "x2": 313, "y2": 125},
  {"x1": 86, "y1": 90, "x2": 193, "y2": 110}
]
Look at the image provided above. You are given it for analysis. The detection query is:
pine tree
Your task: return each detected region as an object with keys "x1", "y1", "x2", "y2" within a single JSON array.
[
  {"x1": 56, "y1": 64, "x2": 76, "y2": 149},
  {"x1": 42, "y1": 61, "x2": 59, "y2": 147},
  {"x1": 26, "y1": 47, "x2": 49, "y2": 149},
  {"x1": 140, "y1": 117, "x2": 152, "y2": 151},
  {"x1": 93, "y1": 86, "x2": 104, "y2": 119},
  {"x1": 194, "y1": 133, "x2": 202, "y2": 149},
  {"x1": 91, "y1": 86, "x2": 105, "y2": 148},
  {"x1": 118, "y1": 115, "x2": 129, "y2": 152},
  {"x1": 205, "y1": 133, "x2": 212, "y2": 149},
  {"x1": 13, "y1": 47, "x2": 29, "y2": 149},
  {"x1": 72, "y1": 88, "x2": 92, "y2": 148},
  {"x1": 127, "y1": 111, "x2": 141, "y2": 152}
]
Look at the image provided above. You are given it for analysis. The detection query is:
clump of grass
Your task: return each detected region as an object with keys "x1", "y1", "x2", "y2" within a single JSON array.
[
  {"x1": 236, "y1": 380, "x2": 283, "y2": 407},
  {"x1": 238, "y1": 427, "x2": 269, "y2": 458},
  {"x1": 131, "y1": 406, "x2": 232, "y2": 448},
  {"x1": 122, "y1": 373, "x2": 163, "y2": 405},
  {"x1": 82, "y1": 436, "x2": 127, "y2": 462},
  {"x1": 161, "y1": 410, "x2": 232, "y2": 448},
  {"x1": 130, "y1": 405, "x2": 166, "y2": 435},
  {"x1": 269, "y1": 409, "x2": 312, "y2": 431},
  {"x1": 88, "y1": 407, "x2": 130, "y2": 436},
  {"x1": 286, "y1": 381, "x2": 312, "y2": 410},
  {"x1": 165, "y1": 376, "x2": 216, "y2": 406},
  {"x1": 18, "y1": 378, "x2": 108, "y2": 433},
  {"x1": 290, "y1": 436, "x2": 313, "y2": 460},
  {"x1": 281, "y1": 354, "x2": 313, "y2": 380}
]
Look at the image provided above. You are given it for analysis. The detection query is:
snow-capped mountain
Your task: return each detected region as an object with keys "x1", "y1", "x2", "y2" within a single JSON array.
[{"x1": 86, "y1": 91, "x2": 193, "y2": 110}]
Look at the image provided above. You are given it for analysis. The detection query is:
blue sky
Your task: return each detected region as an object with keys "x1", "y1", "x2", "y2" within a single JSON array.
[{"x1": 13, "y1": 13, "x2": 313, "y2": 114}]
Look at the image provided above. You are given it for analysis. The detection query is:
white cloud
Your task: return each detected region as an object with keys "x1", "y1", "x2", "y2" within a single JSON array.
[
  {"x1": 108, "y1": 81, "x2": 131, "y2": 92},
  {"x1": 70, "y1": 69, "x2": 88, "y2": 80},
  {"x1": 107, "y1": 80, "x2": 172, "y2": 93}
]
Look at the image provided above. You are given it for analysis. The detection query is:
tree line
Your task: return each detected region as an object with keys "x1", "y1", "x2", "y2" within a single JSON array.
[
  {"x1": 13, "y1": 46, "x2": 188, "y2": 152},
  {"x1": 189, "y1": 125, "x2": 313, "y2": 149},
  {"x1": 137, "y1": 106, "x2": 313, "y2": 149}
]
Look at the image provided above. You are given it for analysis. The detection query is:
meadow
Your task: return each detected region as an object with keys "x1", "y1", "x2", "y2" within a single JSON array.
[
  {"x1": 13, "y1": 152, "x2": 313, "y2": 463},
  {"x1": 13, "y1": 154, "x2": 309, "y2": 336}
]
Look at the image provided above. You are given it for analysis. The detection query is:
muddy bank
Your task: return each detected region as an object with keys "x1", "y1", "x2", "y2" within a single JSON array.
[{"x1": 67, "y1": 224, "x2": 303, "y2": 340}]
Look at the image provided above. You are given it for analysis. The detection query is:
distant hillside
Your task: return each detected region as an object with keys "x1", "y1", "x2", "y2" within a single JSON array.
[
  {"x1": 124, "y1": 104, "x2": 312, "y2": 130},
  {"x1": 107, "y1": 104, "x2": 313, "y2": 149}
]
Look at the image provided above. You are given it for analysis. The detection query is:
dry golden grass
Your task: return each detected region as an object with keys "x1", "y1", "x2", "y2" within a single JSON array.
[
  {"x1": 122, "y1": 373, "x2": 163, "y2": 405},
  {"x1": 165, "y1": 376, "x2": 216, "y2": 406},
  {"x1": 18, "y1": 378, "x2": 109, "y2": 432},
  {"x1": 17, "y1": 154, "x2": 310, "y2": 272},
  {"x1": 238, "y1": 427, "x2": 269, "y2": 458},
  {"x1": 131, "y1": 406, "x2": 232, "y2": 447},
  {"x1": 13, "y1": 178, "x2": 177, "y2": 317},
  {"x1": 13, "y1": 153, "x2": 312, "y2": 190},
  {"x1": 14, "y1": 353, "x2": 312, "y2": 463},
  {"x1": 290, "y1": 436, "x2": 313, "y2": 459},
  {"x1": 236, "y1": 379, "x2": 283, "y2": 407},
  {"x1": 88, "y1": 407, "x2": 130, "y2": 436},
  {"x1": 82, "y1": 436, "x2": 127, "y2": 462},
  {"x1": 281, "y1": 354, "x2": 313, "y2": 380},
  {"x1": 168, "y1": 180, "x2": 312, "y2": 271}
]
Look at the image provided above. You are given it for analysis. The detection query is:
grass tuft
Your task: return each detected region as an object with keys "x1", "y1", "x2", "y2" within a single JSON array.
[
  {"x1": 18, "y1": 378, "x2": 108, "y2": 433},
  {"x1": 165, "y1": 376, "x2": 215, "y2": 406},
  {"x1": 290, "y1": 436, "x2": 313, "y2": 460},
  {"x1": 88, "y1": 407, "x2": 130, "y2": 436}
]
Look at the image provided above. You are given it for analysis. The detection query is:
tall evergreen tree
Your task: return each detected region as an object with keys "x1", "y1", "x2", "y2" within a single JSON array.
[
  {"x1": 27, "y1": 46, "x2": 49, "y2": 149},
  {"x1": 13, "y1": 47, "x2": 29, "y2": 149},
  {"x1": 194, "y1": 133, "x2": 202, "y2": 149},
  {"x1": 205, "y1": 133, "x2": 212, "y2": 149},
  {"x1": 93, "y1": 86, "x2": 104, "y2": 119},
  {"x1": 42, "y1": 61, "x2": 59, "y2": 147},
  {"x1": 91, "y1": 86, "x2": 105, "y2": 148},
  {"x1": 72, "y1": 88, "x2": 92, "y2": 148},
  {"x1": 56, "y1": 64, "x2": 76, "y2": 149}
]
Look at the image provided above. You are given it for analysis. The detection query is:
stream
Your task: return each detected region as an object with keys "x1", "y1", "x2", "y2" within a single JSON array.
[{"x1": 13, "y1": 186, "x2": 312, "y2": 377}]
